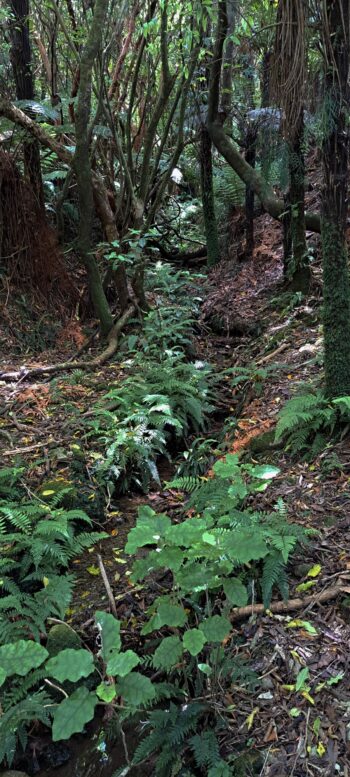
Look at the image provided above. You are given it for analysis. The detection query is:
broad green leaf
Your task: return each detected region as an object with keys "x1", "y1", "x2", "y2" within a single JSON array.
[
  {"x1": 0, "y1": 640, "x2": 48, "y2": 677},
  {"x1": 251, "y1": 465, "x2": 280, "y2": 480},
  {"x1": 223, "y1": 531, "x2": 268, "y2": 563},
  {"x1": 223, "y1": 578, "x2": 248, "y2": 606},
  {"x1": 116, "y1": 672, "x2": 156, "y2": 705},
  {"x1": 52, "y1": 687, "x2": 97, "y2": 740},
  {"x1": 125, "y1": 508, "x2": 171, "y2": 553},
  {"x1": 95, "y1": 611, "x2": 121, "y2": 660},
  {"x1": 96, "y1": 682, "x2": 117, "y2": 702},
  {"x1": 153, "y1": 636, "x2": 183, "y2": 670},
  {"x1": 107, "y1": 650, "x2": 140, "y2": 677},
  {"x1": 157, "y1": 602, "x2": 188, "y2": 628},
  {"x1": 46, "y1": 649, "x2": 94, "y2": 683},
  {"x1": 227, "y1": 481, "x2": 248, "y2": 500},
  {"x1": 213, "y1": 454, "x2": 240, "y2": 478},
  {"x1": 183, "y1": 629, "x2": 206, "y2": 656},
  {"x1": 141, "y1": 612, "x2": 163, "y2": 635},
  {"x1": 167, "y1": 517, "x2": 212, "y2": 547},
  {"x1": 200, "y1": 616, "x2": 231, "y2": 643},
  {"x1": 0, "y1": 667, "x2": 6, "y2": 686}
]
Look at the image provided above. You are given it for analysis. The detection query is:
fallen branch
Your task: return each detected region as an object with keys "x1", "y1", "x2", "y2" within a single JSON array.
[
  {"x1": 230, "y1": 585, "x2": 350, "y2": 622},
  {"x1": 0, "y1": 304, "x2": 135, "y2": 382},
  {"x1": 97, "y1": 554, "x2": 118, "y2": 618}
]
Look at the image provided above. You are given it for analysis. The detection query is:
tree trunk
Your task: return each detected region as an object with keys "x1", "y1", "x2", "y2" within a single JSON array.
[
  {"x1": 287, "y1": 111, "x2": 310, "y2": 292},
  {"x1": 73, "y1": 0, "x2": 113, "y2": 336},
  {"x1": 321, "y1": 0, "x2": 350, "y2": 398},
  {"x1": 244, "y1": 125, "x2": 256, "y2": 260},
  {"x1": 199, "y1": 124, "x2": 220, "y2": 267},
  {"x1": 9, "y1": 0, "x2": 45, "y2": 212}
]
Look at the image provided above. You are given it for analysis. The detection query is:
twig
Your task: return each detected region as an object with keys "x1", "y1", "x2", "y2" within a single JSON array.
[
  {"x1": 230, "y1": 585, "x2": 350, "y2": 622},
  {"x1": 97, "y1": 553, "x2": 118, "y2": 618}
]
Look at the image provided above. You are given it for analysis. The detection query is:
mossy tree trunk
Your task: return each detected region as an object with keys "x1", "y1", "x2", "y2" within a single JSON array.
[
  {"x1": 73, "y1": 0, "x2": 113, "y2": 336},
  {"x1": 321, "y1": 0, "x2": 350, "y2": 398},
  {"x1": 199, "y1": 124, "x2": 220, "y2": 267}
]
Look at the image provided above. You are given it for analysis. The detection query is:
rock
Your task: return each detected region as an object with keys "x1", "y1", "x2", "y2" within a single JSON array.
[
  {"x1": 0, "y1": 771, "x2": 30, "y2": 777},
  {"x1": 47, "y1": 623, "x2": 81, "y2": 656}
]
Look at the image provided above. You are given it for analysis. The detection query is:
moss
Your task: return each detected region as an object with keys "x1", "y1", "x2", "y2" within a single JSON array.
[{"x1": 322, "y1": 219, "x2": 350, "y2": 398}]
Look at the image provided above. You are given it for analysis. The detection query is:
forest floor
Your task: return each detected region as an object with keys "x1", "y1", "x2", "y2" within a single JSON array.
[{"x1": 1, "y1": 203, "x2": 350, "y2": 776}]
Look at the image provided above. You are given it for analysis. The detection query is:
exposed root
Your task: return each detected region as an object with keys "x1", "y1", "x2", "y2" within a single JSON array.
[{"x1": 0, "y1": 304, "x2": 135, "y2": 381}]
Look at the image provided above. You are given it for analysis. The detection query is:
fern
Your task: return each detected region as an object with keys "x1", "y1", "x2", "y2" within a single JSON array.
[
  {"x1": 275, "y1": 390, "x2": 350, "y2": 456},
  {"x1": 262, "y1": 551, "x2": 288, "y2": 608}
]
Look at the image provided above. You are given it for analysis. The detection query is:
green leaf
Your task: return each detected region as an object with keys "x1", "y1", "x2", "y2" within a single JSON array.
[
  {"x1": 296, "y1": 667, "x2": 309, "y2": 691},
  {"x1": 183, "y1": 629, "x2": 206, "y2": 656},
  {"x1": 95, "y1": 611, "x2": 121, "y2": 660},
  {"x1": 208, "y1": 762, "x2": 232, "y2": 777},
  {"x1": 200, "y1": 616, "x2": 231, "y2": 642},
  {"x1": 96, "y1": 682, "x2": 117, "y2": 702},
  {"x1": 213, "y1": 454, "x2": 240, "y2": 478},
  {"x1": 0, "y1": 667, "x2": 6, "y2": 686},
  {"x1": 157, "y1": 602, "x2": 188, "y2": 628},
  {"x1": 116, "y1": 672, "x2": 156, "y2": 706},
  {"x1": 152, "y1": 636, "x2": 183, "y2": 670},
  {"x1": 0, "y1": 640, "x2": 48, "y2": 677},
  {"x1": 198, "y1": 663, "x2": 212, "y2": 676},
  {"x1": 223, "y1": 531, "x2": 268, "y2": 563},
  {"x1": 52, "y1": 687, "x2": 97, "y2": 740},
  {"x1": 125, "y1": 507, "x2": 171, "y2": 553},
  {"x1": 251, "y1": 465, "x2": 280, "y2": 480},
  {"x1": 46, "y1": 649, "x2": 94, "y2": 683},
  {"x1": 107, "y1": 650, "x2": 140, "y2": 677},
  {"x1": 223, "y1": 578, "x2": 248, "y2": 606}
]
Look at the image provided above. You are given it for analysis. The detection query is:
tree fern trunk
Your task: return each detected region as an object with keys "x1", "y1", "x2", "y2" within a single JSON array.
[{"x1": 321, "y1": 0, "x2": 350, "y2": 397}]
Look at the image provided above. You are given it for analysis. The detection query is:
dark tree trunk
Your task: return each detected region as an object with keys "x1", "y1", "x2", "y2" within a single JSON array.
[
  {"x1": 199, "y1": 124, "x2": 220, "y2": 267},
  {"x1": 9, "y1": 0, "x2": 45, "y2": 211},
  {"x1": 321, "y1": 0, "x2": 350, "y2": 397},
  {"x1": 287, "y1": 111, "x2": 310, "y2": 292},
  {"x1": 244, "y1": 125, "x2": 256, "y2": 260}
]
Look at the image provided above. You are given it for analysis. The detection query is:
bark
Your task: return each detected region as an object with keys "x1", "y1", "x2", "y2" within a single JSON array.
[
  {"x1": 321, "y1": 0, "x2": 350, "y2": 398},
  {"x1": 9, "y1": 0, "x2": 45, "y2": 211},
  {"x1": 287, "y1": 111, "x2": 309, "y2": 292},
  {"x1": 244, "y1": 126, "x2": 256, "y2": 260},
  {"x1": 199, "y1": 124, "x2": 220, "y2": 266}
]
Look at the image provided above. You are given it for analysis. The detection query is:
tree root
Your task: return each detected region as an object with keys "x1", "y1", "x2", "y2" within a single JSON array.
[
  {"x1": 230, "y1": 585, "x2": 350, "y2": 622},
  {"x1": 0, "y1": 304, "x2": 135, "y2": 382}
]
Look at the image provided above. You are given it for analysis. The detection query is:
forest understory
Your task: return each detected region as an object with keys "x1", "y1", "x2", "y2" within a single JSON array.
[
  {"x1": 2, "y1": 199, "x2": 350, "y2": 777},
  {"x1": 2, "y1": 0, "x2": 350, "y2": 775}
]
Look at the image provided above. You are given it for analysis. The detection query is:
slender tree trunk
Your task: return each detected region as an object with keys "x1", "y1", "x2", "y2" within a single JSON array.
[
  {"x1": 244, "y1": 125, "x2": 256, "y2": 260},
  {"x1": 287, "y1": 111, "x2": 310, "y2": 291},
  {"x1": 9, "y1": 0, "x2": 45, "y2": 212},
  {"x1": 73, "y1": 0, "x2": 114, "y2": 336},
  {"x1": 321, "y1": 0, "x2": 350, "y2": 397},
  {"x1": 199, "y1": 124, "x2": 220, "y2": 267}
]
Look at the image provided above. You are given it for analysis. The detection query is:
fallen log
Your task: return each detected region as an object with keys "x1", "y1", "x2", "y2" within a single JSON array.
[{"x1": 230, "y1": 585, "x2": 350, "y2": 622}]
